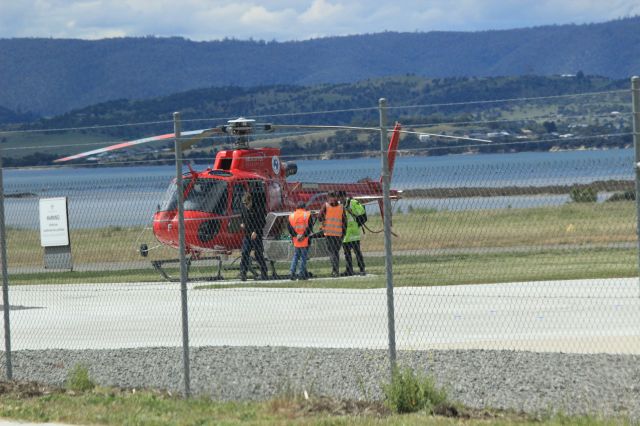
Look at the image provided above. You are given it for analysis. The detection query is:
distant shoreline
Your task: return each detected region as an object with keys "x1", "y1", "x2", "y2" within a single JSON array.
[{"x1": 402, "y1": 180, "x2": 634, "y2": 198}]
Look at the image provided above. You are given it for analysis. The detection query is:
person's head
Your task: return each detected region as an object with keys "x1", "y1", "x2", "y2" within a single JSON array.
[
  {"x1": 242, "y1": 192, "x2": 252, "y2": 208},
  {"x1": 296, "y1": 201, "x2": 306, "y2": 210},
  {"x1": 336, "y1": 190, "x2": 347, "y2": 203},
  {"x1": 327, "y1": 191, "x2": 337, "y2": 204}
]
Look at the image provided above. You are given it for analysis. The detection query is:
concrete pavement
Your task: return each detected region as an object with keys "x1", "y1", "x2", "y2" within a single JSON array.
[{"x1": 1, "y1": 277, "x2": 639, "y2": 353}]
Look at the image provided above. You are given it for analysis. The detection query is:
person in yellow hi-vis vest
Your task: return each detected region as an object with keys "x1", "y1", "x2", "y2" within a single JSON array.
[
  {"x1": 287, "y1": 201, "x2": 314, "y2": 280},
  {"x1": 318, "y1": 191, "x2": 347, "y2": 277},
  {"x1": 337, "y1": 190, "x2": 366, "y2": 276}
]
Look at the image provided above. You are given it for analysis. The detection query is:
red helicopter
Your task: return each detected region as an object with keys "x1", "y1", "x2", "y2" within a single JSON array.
[{"x1": 54, "y1": 118, "x2": 404, "y2": 280}]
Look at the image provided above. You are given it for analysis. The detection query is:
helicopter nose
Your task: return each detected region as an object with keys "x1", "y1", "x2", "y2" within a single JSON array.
[{"x1": 197, "y1": 219, "x2": 221, "y2": 243}]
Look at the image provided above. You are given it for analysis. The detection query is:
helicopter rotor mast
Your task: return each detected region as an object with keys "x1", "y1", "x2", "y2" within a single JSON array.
[{"x1": 225, "y1": 117, "x2": 256, "y2": 149}]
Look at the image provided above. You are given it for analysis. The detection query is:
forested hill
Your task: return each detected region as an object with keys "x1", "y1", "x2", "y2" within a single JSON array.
[
  {"x1": 24, "y1": 75, "x2": 628, "y2": 134},
  {"x1": 0, "y1": 74, "x2": 632, "y2": 166},
  {"x1": 1, "y1": 16, "x2": 639, "y2": 116}
]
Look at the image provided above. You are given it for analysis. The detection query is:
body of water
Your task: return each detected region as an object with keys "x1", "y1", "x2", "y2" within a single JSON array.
[{"x1": 2, "y1": 149, "x2": 634, "y2": 229}]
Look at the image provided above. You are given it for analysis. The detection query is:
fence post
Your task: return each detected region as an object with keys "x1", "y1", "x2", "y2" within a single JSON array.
[
  {"x1": 632, "y1": 77, "x2": 640, "y2": 297},
  {"x1": 0, "y1": 152, "x2": 12, "y2": 380},
  {"x1": 174, "y1": 112, "x2": 191, "y2": 397},
  {"x1": 379, "y1": 98, "x2": 397, "y2": 372}
]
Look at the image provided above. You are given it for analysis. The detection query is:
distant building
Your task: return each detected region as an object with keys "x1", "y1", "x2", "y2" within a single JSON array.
[{"x1": 487, "y1": 131, "x2": 510, "y2": 138}]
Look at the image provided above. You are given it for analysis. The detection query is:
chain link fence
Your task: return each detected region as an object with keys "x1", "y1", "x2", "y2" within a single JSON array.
[{"x1": 1, "y1": 86, "x2": 639, "y2": 416}]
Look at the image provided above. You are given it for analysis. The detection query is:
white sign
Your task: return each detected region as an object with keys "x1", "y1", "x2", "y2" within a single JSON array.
[{"x1": 39, "y1": 197, "x2": 70, "y2": 247}]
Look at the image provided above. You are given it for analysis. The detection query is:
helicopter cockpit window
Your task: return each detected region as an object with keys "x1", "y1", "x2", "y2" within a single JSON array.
[
  {"x1": 159, "y1": 183, "x2": 178, "y2": 212},
  {"x1": 232, "y1": 183, "x2": 245, "y2": 213},
  {"x1": 184, "y1": 180, "x2": 228, "y2": 215},
  {"x1": 159, "y1": 179, "x2": 228, "y2": 215}
]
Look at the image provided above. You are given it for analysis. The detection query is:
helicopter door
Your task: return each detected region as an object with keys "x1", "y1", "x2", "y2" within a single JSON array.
[
  {"x1": 247, "y1": 180, "x2": 266, "y2": 211},
  {"x1": 245, "y1": 179, "x2": 279, "y2": 211},
  {"x1": 228, "y1": 182, "x2": 246, "y2": 234},
  {"x1": 267, "y1": 181, "x2": 283, "y2": 211}
]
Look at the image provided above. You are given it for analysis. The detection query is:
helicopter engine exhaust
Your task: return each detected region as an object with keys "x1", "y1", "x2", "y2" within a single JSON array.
[{"x1": 285, "y1": 163, "x2": 297, "y2": 177}]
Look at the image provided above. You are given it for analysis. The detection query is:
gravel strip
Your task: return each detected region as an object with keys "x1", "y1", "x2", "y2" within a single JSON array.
[{"x1": 5, "y1": 347, "x2": 640, "y2": 419}]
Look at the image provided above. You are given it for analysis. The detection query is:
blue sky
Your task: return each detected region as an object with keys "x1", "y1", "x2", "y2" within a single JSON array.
[{"x1": 1, "y1": 0, "x2": 639, "y2": 41}]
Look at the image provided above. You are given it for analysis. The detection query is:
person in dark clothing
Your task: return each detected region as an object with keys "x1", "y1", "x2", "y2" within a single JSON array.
[
  {"x1": 287, "y1": 201, "x2": 315, "y2": 280},
  {"x1": 239, "y1": 192, "x2": 268, "y2": 281},
  {"x1": 317, "y1": 191, "x2": 347, "y2": 277}
]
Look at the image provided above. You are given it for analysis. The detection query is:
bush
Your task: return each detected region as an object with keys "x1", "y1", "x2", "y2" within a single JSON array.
[
  {"x1": 606, "y1": 190, "x2": 635, "y2": 202},
  {"x1": 382, "y1": 366, "x2": 448, "y2": 414},
  {"x1": 569, "y1": 187, "x2": 597, "y2": 203},
  {"x1": 65, "y1": 364, "x2": 95, "y2": 392}
]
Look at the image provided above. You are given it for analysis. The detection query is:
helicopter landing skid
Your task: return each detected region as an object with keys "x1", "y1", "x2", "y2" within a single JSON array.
[
  {"x1": 151, "y1": 255, "x2": 224, "y2": 282},
  {"x1": 264, "y1": 259, "x2": 314, "y2": 281}
]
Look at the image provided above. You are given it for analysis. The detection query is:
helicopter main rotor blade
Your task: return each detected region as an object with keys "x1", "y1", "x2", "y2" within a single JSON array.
[
  {"x1": 179, "y1": 128, "x2": 225, "y2": 151},
  {"x1": 273, "y1": 124, "x2": 492, "y2": 143},
  {"x1": 274, "y1": 124, "x2": 379, "y2": 132},
  {"x1": 409, "y1": 130, "x2": 492, "y2": 143},
  {"x1": 53, "y1": 128, "x2": 216, "y2": 163}
]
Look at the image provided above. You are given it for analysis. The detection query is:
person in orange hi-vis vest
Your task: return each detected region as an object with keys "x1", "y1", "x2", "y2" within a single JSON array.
[
  {"x1": 318, "y1": 191, "x2": 347, "y2": 277},
  {"x1": 287, "y1": 201, "x2": 315, "y2": 280}
]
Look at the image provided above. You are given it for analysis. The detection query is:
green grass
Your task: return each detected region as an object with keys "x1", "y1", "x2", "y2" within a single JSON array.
[
  {"x1": 0, "y1": 390, "x2": 270, "y2": 425},
  {"x1": 4, "y1": 202, "x2": 638, "y2": 287},
  {"x1": 7, "y1": 269, "x2": 166, "y2": 285},
  {"x1": 0, "y1": 383, "x2": 627, "y2": 425},
  {"x1": 6, "y1": 247, "x2": 637, "y2": 289},
  {"x1": 5, "y1": 202, "x2": 635, "y2": 267},
  {"x1": 196, "y1": 247, "x2": 636, "y2": 290},
  {"x1": 382, "y1": 367, "x2": 449, "y2": 414},
  {"x1": 65, "y1": 365, "x2": 95, "y2": 392}
]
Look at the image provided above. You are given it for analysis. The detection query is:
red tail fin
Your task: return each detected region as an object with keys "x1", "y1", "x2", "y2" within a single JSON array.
[
  {"x1": 378, "y1": 123, "x2": 401, "y2": 220},
  {"x1": 380, "y1": 122, "x2": 401, "y2": 183}
]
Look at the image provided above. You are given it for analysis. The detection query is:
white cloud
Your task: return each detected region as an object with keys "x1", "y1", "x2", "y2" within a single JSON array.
[
  {"x1": 0, "y1": 0, "x2": 638, "y2": 40},
  {"x1": 299, "y1": 0, "x2": 344, "y2": 24},
  {"x1": 240, "y1": 5, "x2": 293, "y2": 27}
]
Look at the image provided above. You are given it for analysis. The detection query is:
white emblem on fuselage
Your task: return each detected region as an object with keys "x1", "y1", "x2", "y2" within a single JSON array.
[{"x1": 272, "y1": 156, "x2": 281, "y2": 175}]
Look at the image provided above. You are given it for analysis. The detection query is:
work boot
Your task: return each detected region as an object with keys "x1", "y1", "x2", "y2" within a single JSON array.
[
  {"x1": 290, "y1": 274, "x2": 296, "y2": 281},
  {"x1": 360, "y1": 270, "x2": 366, "y2": 276},
  {"x1": 240, "y1": 273, "x2": 247, "y2": 282}
]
